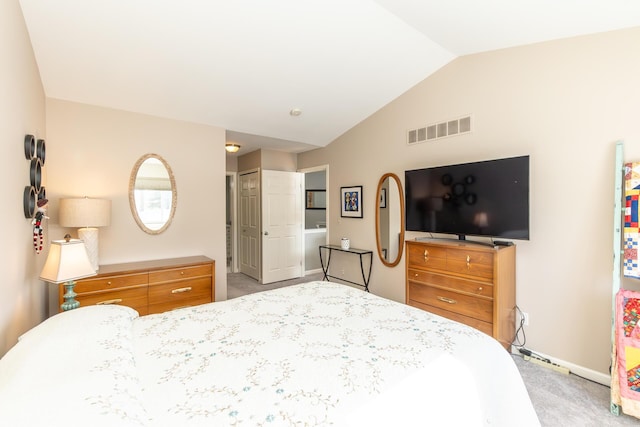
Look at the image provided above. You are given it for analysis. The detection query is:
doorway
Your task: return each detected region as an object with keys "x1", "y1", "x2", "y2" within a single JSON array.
[
  {"x1": 225, "y1": 172, "x2": 237, "y2": 273},
  {"x1": 228, "y1": 165, "x2": 329, "y2": 286},
  {"x1": 300, "y1": 165, "x2": 329, "y2": 275}
]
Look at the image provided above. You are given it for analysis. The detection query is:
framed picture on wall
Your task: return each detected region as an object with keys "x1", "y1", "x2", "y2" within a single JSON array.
[
  {"x1": 306, "y1": 189, "x2": 326, "y2": 209},
  {"x1": 340, "y1": 185, "x2": 363, "y2": 218}
]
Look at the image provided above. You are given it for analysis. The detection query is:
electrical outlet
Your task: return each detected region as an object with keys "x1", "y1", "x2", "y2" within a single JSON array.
[{"x1": 522, "y1": 312, "x2": 530, "y2": 326}]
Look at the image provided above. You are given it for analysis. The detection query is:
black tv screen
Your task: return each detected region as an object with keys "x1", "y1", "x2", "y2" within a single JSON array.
[{"x1": 405, "y1": 155, "x2": 529, "y2": 240}]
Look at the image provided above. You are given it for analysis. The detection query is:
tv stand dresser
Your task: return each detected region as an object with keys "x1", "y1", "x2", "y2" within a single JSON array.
[
  {"x1": 58, "y1": 256, "x2": 215, "y2": 315},
  {"x1": 405, "y1": 240, "x2": 515, "y2": 350}
]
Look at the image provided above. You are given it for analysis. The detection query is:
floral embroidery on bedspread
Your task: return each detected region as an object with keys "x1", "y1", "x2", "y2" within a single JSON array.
[
  {"x1": 132, "y1": 281, "x2": 485, "y2": 425},
  {"x1": 83, "y1": 309, "x2": 150, "y2": 425}
]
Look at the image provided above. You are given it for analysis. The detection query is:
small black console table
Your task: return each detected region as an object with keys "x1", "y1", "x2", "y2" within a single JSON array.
[{"x1": 319, "y1": 244, "x2": 373, "y2": 292}]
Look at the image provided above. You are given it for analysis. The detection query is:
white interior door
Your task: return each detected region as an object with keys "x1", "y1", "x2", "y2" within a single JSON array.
[
  {"x1": 239, "y1": 170, "x2": 260, "y2": 280},
  {"x1": 261, "y1": 170, "x2": 303, "y2": 284}
]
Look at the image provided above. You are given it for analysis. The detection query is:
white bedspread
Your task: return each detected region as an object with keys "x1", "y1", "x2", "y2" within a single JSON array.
[{"x1": 0, "y1": 281, "x2": 539, "y2": 426}]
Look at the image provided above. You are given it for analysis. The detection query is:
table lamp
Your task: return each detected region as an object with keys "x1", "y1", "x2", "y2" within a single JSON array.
[
  {"x1": 59, "y1": 197, "x2": 111, "y2": 271},
  {"x1": 40, "y1": 235, "x2": 97, "y2": 311}
]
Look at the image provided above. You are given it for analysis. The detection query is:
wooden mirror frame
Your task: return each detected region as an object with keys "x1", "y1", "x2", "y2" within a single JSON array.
[
  {"x1": 129, "y1": 153, "x2": 177, "y2": 235},
  {"x1": 375, "y1": 172, "x2": 405, "y2": 267}
]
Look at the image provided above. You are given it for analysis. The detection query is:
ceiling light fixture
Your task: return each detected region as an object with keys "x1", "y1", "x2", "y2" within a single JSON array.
[
  {"x1": 225, "y1": 143, "x2": 240, "y2": 153},
  {"x1": 289, "y1": 108, "x2": 302, "y2": 117}
]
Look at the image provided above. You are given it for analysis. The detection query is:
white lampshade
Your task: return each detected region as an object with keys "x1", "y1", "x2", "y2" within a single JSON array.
[
  {"x1": 59, "y1": 197, "x2": 111, "y2": 271},
  {"x1": 40, "y1": 238, "x2": 96, "y2": 284},
  {"x1": 59, "y1": 197, "x2": 111, "y2": 228}
]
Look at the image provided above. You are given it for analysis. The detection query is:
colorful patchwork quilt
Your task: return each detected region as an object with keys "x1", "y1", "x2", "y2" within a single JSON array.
[
  {"x1": 624, "y1": 162, "x2": 640, "y2": 278},
  {"x1": 616, "y1": 289, "x2": 640, "y2": 417}
]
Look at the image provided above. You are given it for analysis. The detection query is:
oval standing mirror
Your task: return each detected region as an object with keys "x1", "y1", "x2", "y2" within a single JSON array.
[
  {"x1": 375, "y1": 173, "x2": 405, "y2": 267},
  {"x1": 129, "y1": 153, "x2": 177, "y2": 234}
]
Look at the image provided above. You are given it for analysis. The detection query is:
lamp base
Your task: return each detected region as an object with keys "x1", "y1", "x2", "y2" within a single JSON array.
[
  {"x1": 78, "y1": 227, "x2": 99, "y2": 271},
  {"x1": 61, "y1": 280, "x2": 80, "y2": 311}
]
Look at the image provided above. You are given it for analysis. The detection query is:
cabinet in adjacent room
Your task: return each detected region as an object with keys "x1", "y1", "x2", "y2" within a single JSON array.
[{"x1": 405, "y1": 240, "x2": 515, "y2": 350}]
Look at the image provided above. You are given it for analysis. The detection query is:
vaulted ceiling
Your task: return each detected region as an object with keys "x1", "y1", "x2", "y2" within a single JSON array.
[{"x1": 19, "y1": 0, "x2": 640, "y2": 154}]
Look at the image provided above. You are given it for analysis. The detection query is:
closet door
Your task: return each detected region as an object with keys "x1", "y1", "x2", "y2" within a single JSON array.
[{"x1": 239, "y1": 170, "x2": 260, "y2": 280}]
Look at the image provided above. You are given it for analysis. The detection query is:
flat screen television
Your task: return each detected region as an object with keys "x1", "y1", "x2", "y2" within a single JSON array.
[{"x1": 405, "y1": 155, "x2": 529, "y2": 240}]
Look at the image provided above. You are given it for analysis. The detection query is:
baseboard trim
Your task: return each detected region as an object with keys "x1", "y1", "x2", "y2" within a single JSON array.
[
  {"x1": 305, "y1": 268, "x2": 323, "y2": 276},
  {"x1": 511, "y1": 347, "x2": 610, "y2": 386}
]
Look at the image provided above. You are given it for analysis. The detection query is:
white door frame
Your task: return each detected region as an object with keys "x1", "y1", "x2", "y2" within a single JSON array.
[{"x1": 226, "y1": 171, "x2": 238, "y2": 273}]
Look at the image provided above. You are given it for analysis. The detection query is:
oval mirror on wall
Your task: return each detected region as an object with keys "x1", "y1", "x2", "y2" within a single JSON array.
[
  {"x1": 375, "y1": 173, "x2": 405, "y2": 267},
  {"x1": 129, "y1": 153, "x2": 177, "y2": 234}
]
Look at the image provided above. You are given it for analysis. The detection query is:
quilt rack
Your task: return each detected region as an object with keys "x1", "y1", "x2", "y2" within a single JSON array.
[{"x1": 611, "y1": 140, "x2": 640, "y2": 418}]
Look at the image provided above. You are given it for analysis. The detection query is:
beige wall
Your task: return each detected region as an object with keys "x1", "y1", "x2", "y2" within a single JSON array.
[
  {"x1": 44, "y1": 99, "x2": 228, "y2": 313},
  {"x1": 261, "y1": 150, "x2": 297, "y2": 172},
  {"x1": 0, "y1": 0, "x2": 47, "y2": 356},
  {"x1": 236, "y1": 149, "x2": 297, "y2": 172},
  {"x1": 226, "y1": 154, "x2": 238, "y2": 172},
  {"x1": 299, "y1": 27, "x2": 640, "y2": 379},
  {"x1": 238, "y1": 149, "x2": 261, "y2": 172}
]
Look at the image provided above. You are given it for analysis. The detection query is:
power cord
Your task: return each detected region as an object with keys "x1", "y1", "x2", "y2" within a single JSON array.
[
  {"x1": 511, "y1": 306, "x2": 554, "y2": 364},
  {"x1": 511, "y1": 305, "x2": 527, "y2": 348},
  {"x1": 517, "y1": 347, "x2": 552, "y2": 364}
]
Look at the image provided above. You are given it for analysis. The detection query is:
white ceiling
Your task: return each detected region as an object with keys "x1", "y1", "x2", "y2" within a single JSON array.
[{"x1": 19, "y1": 0, "x2": 640, "y2": 155}]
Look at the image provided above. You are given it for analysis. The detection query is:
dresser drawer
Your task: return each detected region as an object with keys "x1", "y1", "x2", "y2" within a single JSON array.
[
  {"x1": 446, "y1": 250, "x2": 494, "y2": 280},
  {"x1": 407, "y1": 244, "x2": 447, "y2": 270},
  {"x1": 408, "y1": 269, "x2": 493, "y2": 299},
  {"x1": 408, "y1": 299, "x2": 493, "y2": 336},
  {"x1": 74, "y1": 273, "x2": 148, "y2": 293},
  {"x1": 148, "y1": 264, "x2": 212, "y2": 284},
  {"x1": 408, "y1": 281, "x2": 493, "y2": 323},
  {"x1": 148, "y1": 276, "x2": 212, "y2": 311},
  {"x1": 74, "y1": 287, "x2": 148, "y2": 315}
]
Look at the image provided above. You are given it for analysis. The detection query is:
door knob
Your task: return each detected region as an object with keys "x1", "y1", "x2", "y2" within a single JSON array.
[{"x1": 264, "y1": 231, "x2": 269, "y2": 235}]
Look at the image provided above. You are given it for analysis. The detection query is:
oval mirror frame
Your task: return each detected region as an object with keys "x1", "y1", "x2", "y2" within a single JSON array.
[
  {"x1": 129, "y1": 153, "x2": 177, "y2": 235},
  {"x1": 375, "y1": 172, "x2": 405, "y2": 267}
]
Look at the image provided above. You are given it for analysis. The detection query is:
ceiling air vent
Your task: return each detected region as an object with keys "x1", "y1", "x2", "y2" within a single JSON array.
[
  {"x1": 408, "y1": 129, "x2": 417, "y2": 144},
  {"x1": 406, "y1": 115, "x2": 472, "y2": 145},
  {"x1": 459, "y1": 116, "x2": 471, "y2": 133},
  {"x1": 427, "y1": 125, "x2": 437, "y2": 140},
  {"x1": 407, "y1": 127, "x2": 427, "y2": 144}
]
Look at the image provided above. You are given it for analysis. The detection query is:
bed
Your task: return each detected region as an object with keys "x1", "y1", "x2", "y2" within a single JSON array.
[{"x1": 0, "y1": 281, "x2": 539, "y2": 426}]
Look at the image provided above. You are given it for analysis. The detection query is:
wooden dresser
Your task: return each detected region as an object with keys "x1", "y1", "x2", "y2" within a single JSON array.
[
  {"x1": 405, "y1": 240, "x2": 515, "y2": 350},
  {"x1": 59, "y1": 256, "x2": 215, "y2": 315}
]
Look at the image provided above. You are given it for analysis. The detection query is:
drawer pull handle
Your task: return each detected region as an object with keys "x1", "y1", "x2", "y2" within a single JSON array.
[
  {"x1": 466, "y1": 255, "x2": 471, "y2": 269},
  {"x1": 415, "y1": 273, "x2": 419, "y2": 277},
  {"x1": 437, "y1": 296, "x2": 457, "y2": 304},
  {"x1": 107, "y1": 281, "x2": 112, "y2": 286},
  {"x1": 181, "y1": 271, "x2": 185, "y2": 275},
  {"x1": 478, "y1": 287, "x2": 483, "y2": 291},
  {"x1": 424, "y1": 250, "x2": 429, "y2": 261},
  {"x1": 172, "y1": 286, "x2": 192, "y2": 294},
  {"x1": 96, "y1": 298, "x2": 123, "y2": 305}
]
